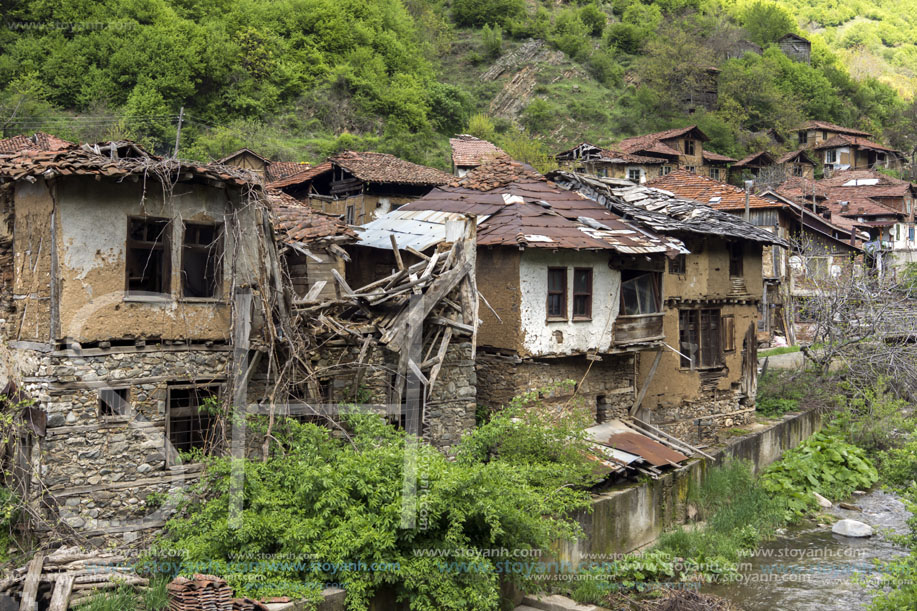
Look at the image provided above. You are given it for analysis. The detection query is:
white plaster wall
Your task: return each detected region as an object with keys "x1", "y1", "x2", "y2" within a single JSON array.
[{"x1": 518, "y1": 249, "x2": 620, "y2": 356}]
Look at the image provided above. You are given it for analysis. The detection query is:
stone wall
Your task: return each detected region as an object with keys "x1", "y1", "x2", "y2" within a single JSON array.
[
  {"x1": 476, "y1": 352, "x2": 635, "y2": 421},
  {"x1": 16, "y1": 343, "x2": 232, "y2": 544}
]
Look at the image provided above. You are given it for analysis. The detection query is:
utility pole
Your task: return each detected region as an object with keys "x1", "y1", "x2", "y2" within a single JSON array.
[
  {"x1": 173, "y1": 106, "x2": 184, "y2": 158},
  {"x1": 744, "y1": 180, "x2": 753, "y2": 223}
]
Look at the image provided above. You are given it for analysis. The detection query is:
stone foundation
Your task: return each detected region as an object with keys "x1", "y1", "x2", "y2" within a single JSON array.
[{"x1": 476, "y1": 352, "x2": 635, "y2": 421}]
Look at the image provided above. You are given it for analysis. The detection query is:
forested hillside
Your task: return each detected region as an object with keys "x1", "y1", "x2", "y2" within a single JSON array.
[{"x1": 1, "y1": 0, "x2": 915, "y2": 169}]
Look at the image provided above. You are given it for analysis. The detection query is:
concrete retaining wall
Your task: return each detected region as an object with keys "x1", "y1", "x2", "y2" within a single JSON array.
[{"x1": 559, "y1": 408, "x2": 823, "y2": 563}]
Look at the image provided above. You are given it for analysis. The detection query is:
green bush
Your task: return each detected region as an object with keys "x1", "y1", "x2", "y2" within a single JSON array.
[
  {"x1": 481, "y1": 24, "x2": 503, "y2": 59},
  {"x1": 761, "y1": 431, "x2": 878, "y2": 517},
  {"x1": 579, "y1": 3, "x2": 607, "y2": 37},
  {"x1": 156, "y1": 398, "x2": 596, "y2": 610},
  {"x1": 452, "y1": 0, "x2": 526, "y2": 28}
]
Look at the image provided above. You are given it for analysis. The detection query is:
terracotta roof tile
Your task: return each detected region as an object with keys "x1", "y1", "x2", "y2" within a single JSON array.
[
  {"x1": 267, "y1": 161, "x2": 310, "y2": 182},
  {"x1": 331, "y1": 151, "x2": 451, "y2": 186},
  {"x1": 267, "y1": 162, "x2": 333, "y2": 189},
  {"x1": 732, "y1": 151, "x2": 775, "y2": 168},
  {"x1": 450, "y1": 135, "x2": 504, "y2": 168},
  {"x1": 813, "y1": 134, "x2": 902, "y2": 155},
  {"x1": 0, "y1": 132, "x2": 73, "y2": 154},
  {"x1": 796, "y1": 120, "x2": 872, "y2": 138},
  {"x1": 615, "y1": 125, "x2": 708, "y2": 158},
  {"x1": 647, "y1": 170, "x2": 781, "y2": 211},
  {"x1": 268, "y1": 190, "x2": 356, "y2": 244},
  {"x1": 775, "y1": 149, "x2": 815, "y2": 165},
  {"x1": 701, "y1": 150, "x2": 737, "y2": 163}
]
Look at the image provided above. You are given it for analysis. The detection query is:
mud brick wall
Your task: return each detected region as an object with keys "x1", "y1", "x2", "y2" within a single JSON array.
[{"x1": 476, "y1": 353, "x2": 635, "y2": 422}]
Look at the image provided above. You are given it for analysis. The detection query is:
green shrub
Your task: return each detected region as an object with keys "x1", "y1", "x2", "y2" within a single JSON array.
[
  {"x1": 452, "y1": 0, "x2": 526, "y2": 28},
  {"x1": 757, "y1": 397, "x2": 799, "y2": 417},
  {"x1": 761, "y1": 431, "x2": 878, "y2": 517},
  {"x1": 156, "y1": 396, "x2": 596, "y2": 611},
  {"x1": 579, "y1": 3, "x2": 607, "y2": 37},
  {"x1": 481, "y1": 24, "x2": 503, "y2": 59}
]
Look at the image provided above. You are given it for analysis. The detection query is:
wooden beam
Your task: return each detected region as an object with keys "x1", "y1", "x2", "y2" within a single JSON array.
[
  {"x1": 330, "y1": 268, "x2": 355, "y2": 297},
  {"x1": 426, "y1": 327, "x2": 453, "y2": 398},
  {"x1": 20, "y1": 553, "x2": 44, "y2": 611},
  {"x1": 48, "y1": 574, "x2": 74, "y2": 611},
  {"x1": 630, "y1": 348, "x2": 663, "y2": 416},
  {"x1": 390, "y1": 234, "x2": 405, "y2": 270}
]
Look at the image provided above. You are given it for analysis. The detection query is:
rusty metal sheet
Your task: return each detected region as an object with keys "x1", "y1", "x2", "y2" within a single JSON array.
[{"x1": 606, "y1": 432, "x2": 688, "y2": 467}]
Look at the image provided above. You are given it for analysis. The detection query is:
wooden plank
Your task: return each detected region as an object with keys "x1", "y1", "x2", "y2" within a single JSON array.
[
  {"x1": 300, "y1": 280, "x2": 327, "y2": 303},
  {"x1": 20, "y1": 553, "x2": 44, "y2": 611},
  {"x1": 406, "y1": 246, "x2": 430, "y2": 261},
  {"x1": 390, "y1": 234, "x2": 405, "y2": 271},
  {"x1": 351, "y1": 336, "x2": 374, "y2": 398},
  {"x1": 630, "y1": 348, "x2": 663, "y2": 416},
  {"x1": 407, "y1": 359, "x2": 429, "y2": 387},
  {"x1": 429, "y1": 316, "x2": 475, "y2": 335},
  {"x1": 330, "y1": 268, "x2": 355, "y2": 297},
  {"x1": 426, "y1": 328, "x2": 453, "y2": 398},
  {"x1": 48, "y1": 574, "x2": 74, "y2": 611}
]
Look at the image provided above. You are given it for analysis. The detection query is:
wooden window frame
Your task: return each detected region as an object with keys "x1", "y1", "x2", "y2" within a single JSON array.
[
  {"x1": 729, "y1": 242, "x2": 744, "y2": 278},
  {"x1": 668, "y1": 254, "x2": 686, "y2": 275},
  {"x1": 679, "y1": 308, "x2": 724, "y2": 369},
  {"x1": 546, "y1": 267, "x2": 567, "y2": 321},
  {"x1": 684, "y1": 139, "x2": 695, "y2": 156},
  {"x1": 99, "y1": 387, "x2": 130, "y2": 418},
  {"x1": 722, "y1": 314, "x2": 736, "y2": 352},
  {"x1": 165, "y1": 383, "x2": 222, "y2": 466},
  {"x1": 685, "y1": 166, "x2": 696, "y2": 173},
  {"x1": 345, "y1": 204, "x2": 356, "y2": 225},
  {"x1": 181, "y1": 221, "x2": 224, "y2": 299},
  {"x1": 627, "y1": 168, "x2": 641, "y2": 182},
  {"x1": 710, "y1": 168, "x2": 720, "y2": 180},
  {"x1": 572, "y1": 268, "x2": 593, "y2": 321},
  {"x1": 620, "y1": 271, "x2": 661, "y2": 316},
  {"x1": 126, "y1": 216, "x2": 171, "y2": 296}
]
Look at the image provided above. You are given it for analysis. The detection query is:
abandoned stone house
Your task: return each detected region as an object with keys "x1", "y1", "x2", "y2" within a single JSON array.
[
  {"x1": 268, "y1": 150, "x2": 452, "y2": 225},
  {"x1": 730, "y1": 151, "x2": 776, "y2": 182},
  {"x1": 555, "y1": 143, "x2": 666, "y2": 185},
  {"x1": 391, "y1": 157, "x2": 689, "y2": 429},
  {"x1": 778, "y1": 33, "x2": 811, "y2": 64},
  {"x1": 648, "y1": 170, "x2": 859, "y2": 345},
  {"x1": 774, "y1": 149, "x2": 816, "y2": 181},
  {"x1": 550, "y1": 172, "x2": 786, "y2": 442},
  {"x1": 610, "y1": 126, "x2": 733, "y2": 180},
  {"x1": 794, "y1": 120, "x2": 907, "y2": 173},
  {"x1": 0, "y1": 139, "x2": 283, "y2": 544}
]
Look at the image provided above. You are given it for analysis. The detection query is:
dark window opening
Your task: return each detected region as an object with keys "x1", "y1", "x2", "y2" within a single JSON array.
[
  {"x1": 722, "y1": 314, "x2": 736, "y2": 352},
  {"x1": 167, "y1": 385, "x2": 221, "y2": 464},
  {"x1": 126, "y1": 217, "x2": 170, "y2": 295},
  {"x1": 793, "y1": 164, "x2": 803, "y2": 177},
  {"x1": 547, "y1": 267, "x2": 567, "y2": 319},
  {"x1": 684, "y1": 140, "x2": 695, "y2": 155},
  {"x1": 798, "y1": 131, "x2": 808, "y2": 145},
  {"x1": 669, "y1": 254, "x2": 686, "y2": 275},
  {"x1": 345, "y1": 205, "x2": 355, "y2": 225},
  {"x1": 620, "y1": 271, "x2": 660, "y2": 315},
  {"x1": 710, "y1": 168, "x2": 720, "y2": 180},
  {"x1": 729, "y1": 243, "x2": 744, "y2": 277},
  {"x1": 627, "y1": 168, "x2": 641, "y2": 182},
  {"x1": 662, "y1": 166, "x2": 672, "y2": 176},
  {"x1": 572, "y1": 268, "x2": 593, "y2": 319},
  {"x1": 99, "y1": 388, "x2": 130, "y2": 417},
  {"x1": 182, "y1": 222, "x2": 223, "y2": 298},
  {"x1": 596, "y1": 395, "x2": 608, "y2": 424},
  {"x1": 679, "y1": 308, "x2": 722, "y2": 369}
]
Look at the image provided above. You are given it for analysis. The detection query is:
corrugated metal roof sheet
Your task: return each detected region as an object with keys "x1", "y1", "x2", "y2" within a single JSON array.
[{"x1": 355, "y1": 209, "x2": 485, "y2": 252}]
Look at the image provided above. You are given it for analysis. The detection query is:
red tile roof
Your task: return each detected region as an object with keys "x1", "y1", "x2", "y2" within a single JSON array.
[
  {"x1": 615, "y1": 125, "x2": 708, "y2": 158},
  {"x1": 775, "y1": 149, "x2": 815, "y2": 165},
  {"x1": 702, "y1": 150, "x2": 737, "y2": 163},
  {"x1": 647, "y1": 170, "x2": 781, "y2": 210},
  {"x1": 449, "y1": 135, "x2": 504, "y2": 168},
  {"x1": 268, "y1": 190, "x2": 356, "y2": 244},
  {"x1": 796, "y1": 120, "x2": 872, "y2": 138},
  {"x1": 813, "y1": 134, "x2": 902, "y2": 155},
  {"x1": 401, "y1": 157, "x2": 685, "y2": 254},
  {"x1": 732, "y1": 151, "x2": 775, "y2": 168},
  {"x1": 267, "y1": 161, "x2": 310, "y2": 182},
  {"x1": 330, "y1": 151, "x2": 452, "y2": 187},
  {"x1": 0, "y1": 132, "x2": 73, "y2": 154},
  {"x1": 267, "y1": 162, "x2": 333, "y2": 189}
]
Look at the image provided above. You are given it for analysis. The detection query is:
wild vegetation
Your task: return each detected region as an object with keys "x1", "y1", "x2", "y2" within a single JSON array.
[{"x1": 1, "y1": 0, "x2": 916, "y2": 168}]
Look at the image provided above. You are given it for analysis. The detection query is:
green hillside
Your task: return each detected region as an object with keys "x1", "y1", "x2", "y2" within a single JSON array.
[{"x1": 0, "y1": 0, "x2": 915, "y2": 169}]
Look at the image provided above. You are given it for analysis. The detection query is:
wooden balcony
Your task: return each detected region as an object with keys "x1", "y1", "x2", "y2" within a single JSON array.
[{"x1": 613, "y1": 313, "x2": 665, "y2": 346}]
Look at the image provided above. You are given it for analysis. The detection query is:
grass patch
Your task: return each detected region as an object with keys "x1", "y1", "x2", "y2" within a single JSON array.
[
  {"x1": 755, "y1": 368, "x2": 838, "y2": 417},
  {"x1": 759, "y1": 345, "x2": 801, "y2": 358}
]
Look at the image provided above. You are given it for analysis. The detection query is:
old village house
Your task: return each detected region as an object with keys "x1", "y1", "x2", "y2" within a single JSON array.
[
  {"x1": 268, "y1": 151, "x2": 451, "y2": 225},
  {"x1": 550, "y1": 172, "x2": 786, "y2": 442}
]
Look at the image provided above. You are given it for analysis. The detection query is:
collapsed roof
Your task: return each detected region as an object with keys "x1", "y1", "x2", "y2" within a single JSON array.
[{"x1": 548, "y1": 171, "x2": 788, "y2": 246}]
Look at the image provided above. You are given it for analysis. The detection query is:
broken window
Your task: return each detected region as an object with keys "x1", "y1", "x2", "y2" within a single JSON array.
[
  {"x1": 793, "y1": 164, "x2": 803, "y2": 177},
  {"x1": 685, "y1": 166, "x2": 696, "y2": 174},
  {"x1": 99, "y1": 388, "x2": 129, "y2": 417},
  {"x1": 620, "y1": 271, "x2": 660, "y2": 316},
  {"x1": 345, "y1": 205, "x2": 355, "y2": 225},
  {"x1": 572, "y1": 268, "x2": 593, "y2": 320},
  {"x1": 126, "y1": 217, "x2": 171, "y2": 295},
  {"x1": 684, "y1": 140, "x2": 695, "y2": 155},
  {"x1": 547, "y1": 267, "x2": 567, "y2": 319},
  {"x1": 181, "y1": 222, "x2": 223, "y2": 298},
  {"x1": 166, "y1": 385, "x2": 221, "y2": 464},
  {"x1": 825, "y1": 149, "x2": 837, "y2": 164},
  {"x1": 679, "y1": 308, "x2": 722, "y2": 368},
  {"x1": 669, "y1": 254, "x2": 686, "y2": 275},
  {"x1": 729, "y1": 243, "x2": 744, "y2": 277},
  {"x1": 662, "y1": 166, "x2": 672, "y2": 176}
]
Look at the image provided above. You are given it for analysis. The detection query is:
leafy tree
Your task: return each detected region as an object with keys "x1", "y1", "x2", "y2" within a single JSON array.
[
  {"x1": 579, "y1": 3, "x2": 607, "y2": 37},
  {"x1": 481, "y1": 23, "x2": 503, "y2": 59},
  {"x1": 451, "y1": 0, "x2": 526, "y2": 28},
  {"x1": 741, "y1": 1, "x2": 796, "y2": 46}
]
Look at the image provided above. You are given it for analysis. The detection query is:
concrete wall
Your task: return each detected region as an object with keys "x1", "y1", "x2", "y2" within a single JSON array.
[
  {"x1": 519, "y1": 249, "x2": 621, "y2": 357},
  {"x1": 559, "y1": 408, "x2": 822, "y2": 563}
]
